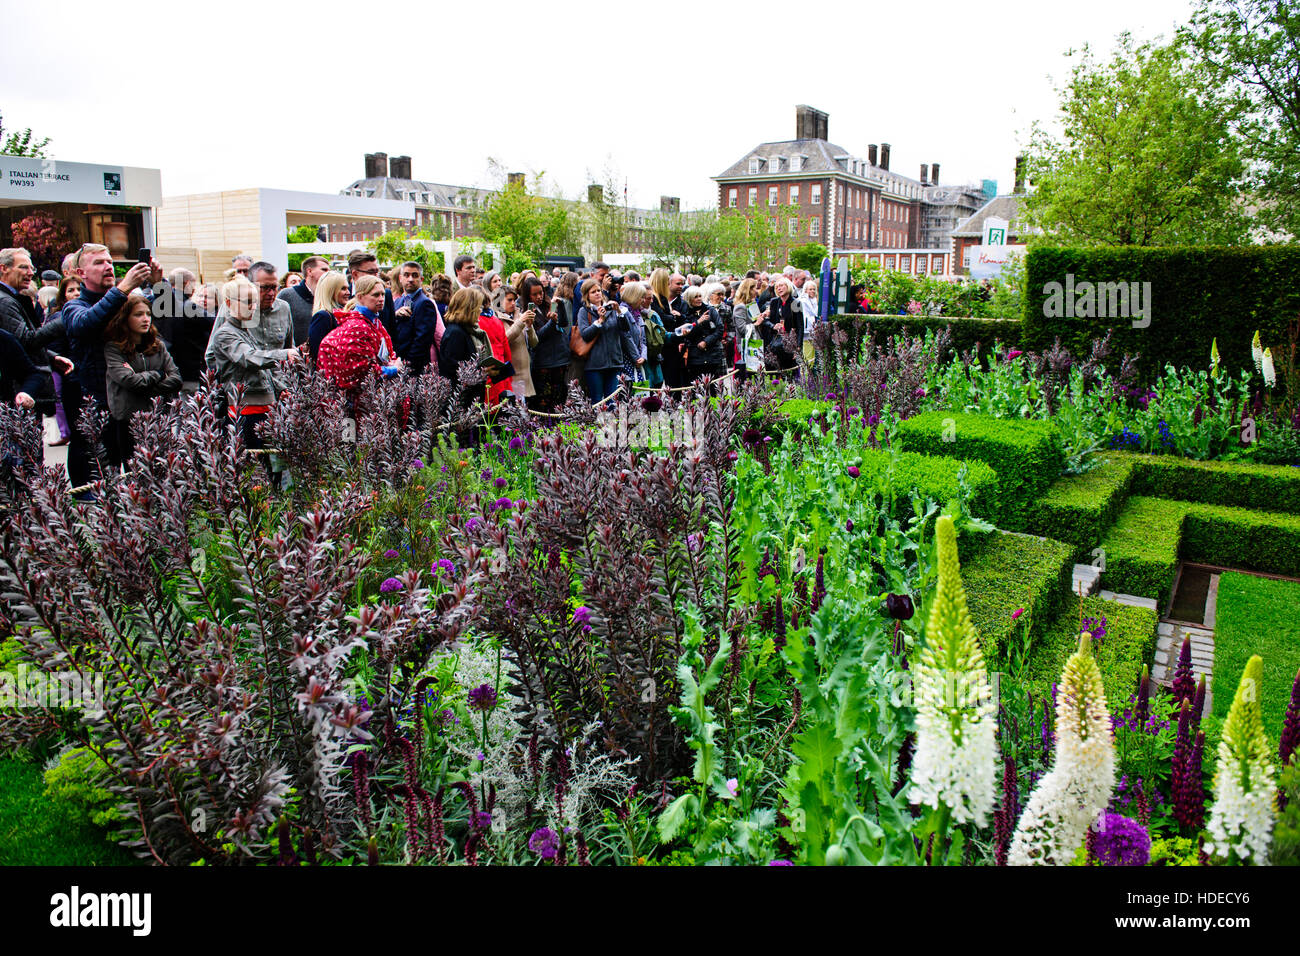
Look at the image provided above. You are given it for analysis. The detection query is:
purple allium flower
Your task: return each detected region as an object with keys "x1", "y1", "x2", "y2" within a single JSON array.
[
  {"x1": 768, "y1": 859, "x2": 794, "y2": 866},
  {"x1": 847, "y1": 406, "x2": 859, "y2": 416},
  {"x1": 825, "y1": 392, "x2": 838, "y2": 401},
  {"x1": 383, "y1": 549, "x2": 400, "y2": 559},
  {"x1": 480, "y1": 468, "x2": 493, "y2": 481},
  {"x1": 508, "y1": 436, "x2": 525, "y2": 452},
  {"x1": 466, "y1": 517, "x2": 481, "y2": 533},
  {"x1": 467, "y1": 683, "x2": 498, "y2": 712},
  {"x1": 1093, "y1": 812, "x2": 1150, "y2": 866},
  {"x1": 914, "y1": 387, "x2": 926, "y2": 398},
  {"x1": 573, "y1": 606, "x2": 592, "y2": 626},
  {"x1": 434, "y1": 558, "x2": 455, "y2": 577},
  {"x1": 528, "y1": 827, "x2": 559, "y2": 860},
  {"x1": 493, "y1": 496, "x2": 513, "y2": 511},
  {"x1": 412, "y1": 459, "x2": 424, "y2": 469},
  {"x1": 742, "y1": 427, "x2": 762, "y2": 446},
  {"x1": 847, "y1": 465, "x2": 860, "y2": 478},
  {"x1": 475, "y1": 751, "x2": 486, "y2": 762},
  {"x1": 379, "y1": 577, "x2": 403, "y2": 593},
  {"x1": 494, "y1": 476, "x2": 508, "y2": 489},
  {"x1": 471, "y1": 811, "x2": 491, "y2": 829}
]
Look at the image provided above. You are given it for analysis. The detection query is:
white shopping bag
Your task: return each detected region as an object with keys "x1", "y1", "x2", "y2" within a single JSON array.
[{"x1": 743, "y1": 333, "x2": 764, "y2": 372}]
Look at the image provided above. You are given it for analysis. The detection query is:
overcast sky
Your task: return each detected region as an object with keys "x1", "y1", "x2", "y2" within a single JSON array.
[{"x1": 3, "y1": 0, "x2": 1194, "y2": 210}]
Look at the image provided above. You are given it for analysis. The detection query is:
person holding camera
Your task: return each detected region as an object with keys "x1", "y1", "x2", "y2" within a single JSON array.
[
  {"x1": 495, "y1": 286, "x2": 538, "y2": 403},
  {"x1": 576, "y1": 279, "x2": 636, "y2": 402},
  {"x1": 680, "y1": 285, "x2": 726, "y2": 385},
  {"x1": 530, "y1": 273, "x2": 574, "y2": 411}
]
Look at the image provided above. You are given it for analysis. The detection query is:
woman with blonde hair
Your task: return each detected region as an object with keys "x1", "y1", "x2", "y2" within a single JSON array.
[
  {"x1": 307, "y1": 271, "x2": 351, "y2": 362},
  {"x1": 317, "y1": 274, "x2": 402, "y2": 394}
]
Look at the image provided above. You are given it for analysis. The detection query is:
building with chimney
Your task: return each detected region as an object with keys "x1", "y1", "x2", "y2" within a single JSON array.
[
  {"x1": 713, "y1": 106, "x2": 935, "y2": 262},
  {"x1": 949, "y1": 157, "x2": 1032, "y2": 274}
]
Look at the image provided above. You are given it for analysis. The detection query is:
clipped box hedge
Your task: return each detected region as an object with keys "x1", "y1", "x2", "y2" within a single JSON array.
[
  {"x1": 1098, "y1": 495, "x2": 1300, "y2": 604},
  {"x1": 895, "y1": 412, "x2": 1063, "y2": 531},
  {"x1": 1023, "y1": 246, "x2": 1300, "y2": 386},
  {"x1": 960, "y1": 530, "x2": 1076, "y2": 664},
  {"x1": 1026, "y1": 457, "x2": 1137, "y2": 559},
  {"x1": 856, "y1": 448, "x2": 1000, "y2": 524},
  {"x1": 1117, "y1": 452, "x2": 1300, "y2": 515},
  {"x1": 1022, "y1": 596, "x2": 1159, "y2": 712}
]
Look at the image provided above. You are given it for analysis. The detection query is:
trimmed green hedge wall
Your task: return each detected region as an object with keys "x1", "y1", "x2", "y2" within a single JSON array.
[
  {"x1": 856, "y1": 448, "x2": 1000, "y2": 524},
  {"x1": 961, "y1": 530, "x2": 1075, "y2": 664},
  {"x1": 895, "y1": 412, "x2": 1063, "y2": 531},
  {"x1": 1099, "y1": 495, "x2": 1300, "y2": 603},
  {"x1": 828, "y1": 315, "x2": 1022, "y2": 364},
  {"x1": 1118, "y1": 452, "x2": 1300, "y2": 515},
  {"x1": 1023, "y1": 597, "x2": 1159, "y2": 710},
  {"x1": 1027, "y1": 457, "x2": 1137, "y2": 559},
  {"x1": 1023, "y1": 246, "x2": 1300, "y2": 385}
]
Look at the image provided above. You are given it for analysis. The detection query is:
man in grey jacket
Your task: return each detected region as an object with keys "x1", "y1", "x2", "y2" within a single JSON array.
[{"x1": 204, "y1": 260, "x2": 294, "y2": 390}]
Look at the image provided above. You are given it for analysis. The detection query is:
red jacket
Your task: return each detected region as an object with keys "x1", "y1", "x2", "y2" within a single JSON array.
[
  {"x1": 317, "y1": 310, "x2": 395, "y2": 390},
  {"x1": 477, "y1": 312, "x2": 513, "y2": 406}
]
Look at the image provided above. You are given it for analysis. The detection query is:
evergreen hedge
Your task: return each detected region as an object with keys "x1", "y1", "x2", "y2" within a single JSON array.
[{"x1": 1023, "y1": 246, "x2": 1300, "y2": 384}]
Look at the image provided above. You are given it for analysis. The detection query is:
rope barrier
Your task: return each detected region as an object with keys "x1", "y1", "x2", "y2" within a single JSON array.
[
  {"x1": 629, "y1": 367, "x2": 740, "y2": 393},
  {"x1": 524, "y1": 384, "x2": 625, "y2": 418}
]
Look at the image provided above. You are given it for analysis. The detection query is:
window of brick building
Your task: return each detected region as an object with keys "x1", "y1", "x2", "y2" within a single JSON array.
[
  {"x1": 749, "y1": 157, "x2": 761, "y2": 174},
  {"x1": 810, "y1": 218, "x2": 820, "y2": 237},
  {"x1": 789, "y1": 219, "x2": 798, "y2": 237},
  {"x1": 811, "y1": 183, "x2": 821, "y2": 205},
  {"x1": 789, "y1": 184, "x2": 799, "y2": 204},
  {"x1": 728, "y1": 187, "x2": 737, "y2": 208},
  {"x1": 748, "y1": 187, "x2": 757, "y2": 206},
  {"x1": 768, "y1": 186, "x2": 778, "y2": 206}
]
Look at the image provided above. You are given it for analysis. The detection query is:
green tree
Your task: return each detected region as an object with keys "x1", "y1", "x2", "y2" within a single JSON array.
[
  {"x1": 0, "y1": 112, "x2": 50, "y2": 157},
  {"x1": 1182, "y1": 0, "x2": 1300, "y2": 237},
  {"x1": 644, "y1": 210, "x2": 720, "y2": 274},
  {"x1": 469, "y1": 175, "x2": 578, "y2": 263},
  {"x1": 715, "y1": 205, "x2": 803, "y2": 272},
  {"x1": 1023, "y1": 35, "x2": 1252, "y2": 246},
  {"x1": 286, "y1": 224, "x2": 322, "y2": 244},
  {"x1": 788, "y1": 243, "x2": 829, "y2": 272},
  {"x1": 368, "y1": 229, "x2": 445, "y2": 276}
]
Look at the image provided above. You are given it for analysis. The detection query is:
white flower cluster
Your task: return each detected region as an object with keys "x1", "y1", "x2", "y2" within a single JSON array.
[
  {"x1": 1009, "y1": 637, "x2": 1115, "y2": 866},
  {"x1": 909, "y1": 668, "x2": 998, "y2": 826},
  {"x1": 1203, "y1": 753, "x2": 1276, "y2": 863}
]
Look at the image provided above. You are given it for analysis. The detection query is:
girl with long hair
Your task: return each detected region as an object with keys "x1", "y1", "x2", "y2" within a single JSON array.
[{"x1": 103, "y1": 293, "x2": 181, "y2": 465}]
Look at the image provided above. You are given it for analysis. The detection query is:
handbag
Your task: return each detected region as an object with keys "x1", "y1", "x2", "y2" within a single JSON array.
[{"x1": 570, "y1": 323, "x2": 595, "y2": 359}]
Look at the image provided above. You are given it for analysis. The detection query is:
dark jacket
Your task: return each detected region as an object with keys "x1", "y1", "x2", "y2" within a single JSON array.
[
  {"x1": 277, "y1": 281, "x2": 316, "y2": 346},
  {"x1": 308, "y1": 309, "x2": 338, "y2": 364},
  {"x1": 0, "y1": 283, "x2": 59, "y2": 405},
  {"x1": 63, "y1": 285, "x2": 129, "y2": 407},
  {"x1": 104, "y1": 341, "x2": 182, "y2": 421},
  {"x1": 766, "y1": 294, "x2": 804, "y2": 347},
  {"x1": 437, "y1": 322, "x2": 478, "y2": 389},
  {"x1": 577, "y1": 305, "x2": 637, "y2": 373},
  {"x1": 682, "y1": 303, "x2": 727, "y2": 367},
  {"x1": 155, "y1": 288, "x2": 215, "y2": 384},
  {"x1": 0, "y1": 328, "x2": 43, "y2": 403},
  {"x1": 392, "y1": 288, "x2": 440, "y2": 375},
  {"x1": 532, "y1": 297, "x2": 572, "y2": 370}
]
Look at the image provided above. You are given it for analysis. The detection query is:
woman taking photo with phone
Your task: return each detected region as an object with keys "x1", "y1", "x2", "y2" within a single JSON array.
[
  {"x1": 576, "y1": 279, "x2": 636, "y2": 402},
  {"x1": 522, "y1": 276, "x2": 568, "y2": 411},
  {"x1": 680, "y1": 285, "x2": 726, "y2": 385}
]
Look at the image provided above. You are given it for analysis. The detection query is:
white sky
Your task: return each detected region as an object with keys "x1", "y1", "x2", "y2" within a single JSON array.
[{"x1": 2, "y1": 0, "x2": 1193, "y2": 211}]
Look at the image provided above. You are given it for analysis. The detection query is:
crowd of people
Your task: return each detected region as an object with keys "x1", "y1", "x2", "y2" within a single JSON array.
[{"x1": 0, "y1": 241, "x2": 834, "y2": 497}]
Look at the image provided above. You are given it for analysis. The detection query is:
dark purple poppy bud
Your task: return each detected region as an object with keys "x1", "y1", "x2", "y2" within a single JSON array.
[
  {"x1": 641, "y1": 395, "x2": 663, "y2": 413},
  {"x1": 845, "y1": 519, "x2": 853, "y2": 532},
  {"x1": 884, "y1": 593, "x2": 914, "y2": 620},
  {"x1": 847, "y1": 465, "x2": 860, "y2": 478}
]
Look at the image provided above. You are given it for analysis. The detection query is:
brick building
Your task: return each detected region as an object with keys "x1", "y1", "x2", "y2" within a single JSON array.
[
  {"x1": 713, "y1": 106, "x2": 934, "y2": 265},
  {"x1": 323, "y1": 153, "x2": 491, "y2": 244}
]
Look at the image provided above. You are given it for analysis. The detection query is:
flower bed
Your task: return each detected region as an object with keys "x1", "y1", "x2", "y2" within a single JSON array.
[{"x1": 1023, "y1": 597, "x2": 1159, "y2": 708}]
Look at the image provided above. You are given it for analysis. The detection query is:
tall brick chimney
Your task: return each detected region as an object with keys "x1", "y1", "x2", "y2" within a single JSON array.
[
  {"x1": 507, "y1": 172, "x2": 526, "y2": 188},
  {"x1": 660, "y1": 196, "x2": 681, "y2": 214},
  {"x1": 587, "y1": 184, "x2": 604, "y2": 203},
  {"x1": 920, "y1": 164, "x2": 929, "y2": 185},
  {"x1": 795, "y1": 104, "x2": 829, "y2": 141},
  {"x1": 931, "y1": 163, "x2": 940, "y2": 184},
  {"x1": 868, "y1": 144, "x2": 878, "y2": 167},
  {"x1": 364, "y1": 152, "x2": 387, "y2": 179},
  {"x1": 879, "y1": 143, "x2": 891, "y2": 171},
  {"x1": 389, "y1": 155, "x2": 412, "y2": 180}
]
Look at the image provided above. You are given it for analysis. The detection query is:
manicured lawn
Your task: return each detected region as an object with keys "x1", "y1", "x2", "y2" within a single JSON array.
[
  {"x1": 1212, "y1": 571, "x2": 1300, "y2": 744},
  {"x1": 0, "y1": 757, "x2": 137, "y2": 866}
]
